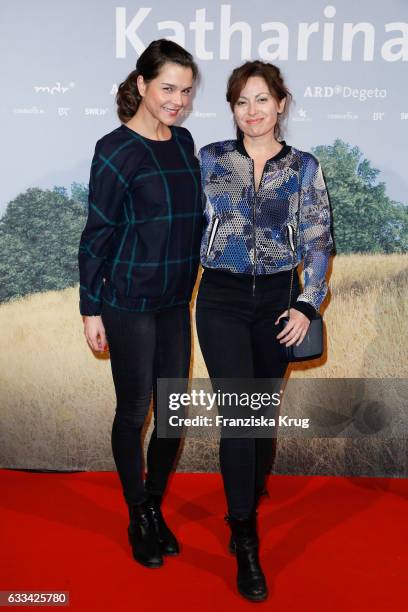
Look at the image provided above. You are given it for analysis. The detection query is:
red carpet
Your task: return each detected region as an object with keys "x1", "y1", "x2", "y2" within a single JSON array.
[{"x1": 1, "y1": 470, "x2": 407, "y2": 610}]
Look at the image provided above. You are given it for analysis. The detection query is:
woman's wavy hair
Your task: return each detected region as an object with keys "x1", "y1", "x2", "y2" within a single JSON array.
[
  {"x1": 226, "y1": 60, "x2": 292, "y2": 140},
  {"x1": 116, "y1": 39, "x2": 199, "y2": 123}
]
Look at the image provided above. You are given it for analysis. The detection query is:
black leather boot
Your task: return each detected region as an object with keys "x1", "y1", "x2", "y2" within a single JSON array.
[
  {"x1": 225, "y1": 512, "x2": 268, "y2": 602},
  {"x1": 228, "y1": 487, "x2": 268, "y2": 554},
  {"x1": 144, "y1": 494, "x2": 180, "y2": 556},
  {"x1": 127, "y1": 500, "x2": 163, "y2": 568}
]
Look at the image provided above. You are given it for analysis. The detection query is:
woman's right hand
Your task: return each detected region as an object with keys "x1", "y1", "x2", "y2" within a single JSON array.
[{"x1": 83, "y1": 315, "x2": 109, "y2": 353}]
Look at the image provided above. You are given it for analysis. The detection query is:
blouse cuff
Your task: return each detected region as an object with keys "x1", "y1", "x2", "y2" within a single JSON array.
[{"x1": 292, "y1": 300, "x2": 316, "y2": 322}]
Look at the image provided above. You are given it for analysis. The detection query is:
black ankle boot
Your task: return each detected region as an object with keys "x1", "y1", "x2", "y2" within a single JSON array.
[
  {"x1": 144, "y1": 494, "x2": 180, "y2": 556},
  {"x1": 225, "y1": 512, "x2": 268, "y2": 602},
  {"x1": 228, "y1": 487, "x2": 268, "y2": 555},
  {"x1": 127, "y1": 500, "x2": 163, "y2": 568}
]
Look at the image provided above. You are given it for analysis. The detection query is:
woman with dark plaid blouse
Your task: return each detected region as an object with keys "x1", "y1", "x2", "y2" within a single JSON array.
[{"x1": 78, "y1": 40, "x2": 202, "y2": 569}]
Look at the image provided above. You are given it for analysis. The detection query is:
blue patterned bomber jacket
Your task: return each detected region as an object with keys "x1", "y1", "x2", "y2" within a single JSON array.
[{"x1": 198, "y1": 139, "x2": 333, "y2": 312}]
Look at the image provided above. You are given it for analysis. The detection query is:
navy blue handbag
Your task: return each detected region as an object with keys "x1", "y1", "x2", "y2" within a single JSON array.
[{"x1": 277, "y1": 312, "x2": 324, "y2": 362}]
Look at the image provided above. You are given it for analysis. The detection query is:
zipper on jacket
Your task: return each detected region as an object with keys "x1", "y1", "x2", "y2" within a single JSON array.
[
  {"x1": 251, "y1": 160, "x2": 268, "y2": 296},
  {"x1": 206, "y1": 216, "x2": 220, "y2": 257}
]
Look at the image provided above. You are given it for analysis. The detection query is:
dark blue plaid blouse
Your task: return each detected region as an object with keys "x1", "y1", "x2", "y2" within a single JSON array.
[{"x1": 78, "y1": 124, "x2": 202, "y2": 315}]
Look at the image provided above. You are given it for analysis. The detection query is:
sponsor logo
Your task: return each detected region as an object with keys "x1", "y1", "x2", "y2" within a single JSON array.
[
  {"x1": 305, "y1": 86, "x2": 387, "y2": 101},
  {"x1": 84, "y1": 108, "x2": 109, "y2": 116},
  {"x1": 181, "y1": 109, "x2": 217, "y2": 118},
  {"x1": 34, "y1": 82, "x2": 75, "y2": 95},
  {"x1": 13, "y1": 107, "x2": 45, "y2": 114},
  {"x1": 327, "y1": 112, "x2": 359, "y2": 120},
  {"x1": 292, "y1": 108, "x2": 311, "y2": 122},
  {"x1": 194, "y1": 111, "x2": 216, "y2": 118}
]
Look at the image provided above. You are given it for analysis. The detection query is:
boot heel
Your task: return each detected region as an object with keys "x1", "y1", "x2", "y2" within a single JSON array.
[
  {"x1": 127, "y1": 500, "x2": 163, "y2": 568},
  {"x1": 228, "y1": 534, "x2": 237, "y2": 554},
  {"x1": 225, "y1": 512, "x2": 268, "y2": 602},
  {"x1": 145, "y1": 494, "x2": 180, "y2": 556}
]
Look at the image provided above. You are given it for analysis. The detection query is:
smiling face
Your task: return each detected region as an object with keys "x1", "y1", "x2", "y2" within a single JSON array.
[
  {"x1": 233, "y1": 75, "x2": 286, "y2": 139},
  {"x1": 137, "y1": 62, "x2": 194, "y2": 125}
]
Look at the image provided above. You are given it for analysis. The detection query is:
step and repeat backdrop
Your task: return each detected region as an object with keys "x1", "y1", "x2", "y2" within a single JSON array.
[{"x1": 1, "y1": 0, "x2": 407, "y2": 476}]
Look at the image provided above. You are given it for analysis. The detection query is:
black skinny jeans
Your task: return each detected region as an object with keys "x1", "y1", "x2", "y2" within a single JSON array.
[
  {"x1": 101, "y1": 301, "x2": 191, "y2": 506},
  {"x1": 195, "y1": 267, "x2": 301, "y2": 519}
]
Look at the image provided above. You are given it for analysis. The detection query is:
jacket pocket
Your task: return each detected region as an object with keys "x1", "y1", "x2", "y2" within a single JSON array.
[{"x1": 206, "y1": 216, "x2": 220, "y2": 257}]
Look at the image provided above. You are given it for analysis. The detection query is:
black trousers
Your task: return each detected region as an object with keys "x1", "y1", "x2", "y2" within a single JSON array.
[
  {"x1": 195, "y1": 267, "x2": 300, "y2": 519},
  {"x1": 101, "y1": 300, "x2": 191, "y2": 505}
]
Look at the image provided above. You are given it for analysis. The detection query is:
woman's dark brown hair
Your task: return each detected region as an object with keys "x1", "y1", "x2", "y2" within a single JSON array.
[
  {"x1": 116, "y1": 39, "x2": 199, "y2": 123},
  {"x1": 226, "y1": 60, "x2": 292, "y2": 140}
]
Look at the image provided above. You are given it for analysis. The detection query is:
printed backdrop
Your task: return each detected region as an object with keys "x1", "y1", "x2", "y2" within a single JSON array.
[{"x1": 1, "y1": 0, "x2": 407, "y2": 476}]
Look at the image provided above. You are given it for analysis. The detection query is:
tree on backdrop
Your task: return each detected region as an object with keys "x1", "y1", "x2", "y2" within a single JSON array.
[{"x1": 0, "y1": 140, "x2": 407, "y2": 303}]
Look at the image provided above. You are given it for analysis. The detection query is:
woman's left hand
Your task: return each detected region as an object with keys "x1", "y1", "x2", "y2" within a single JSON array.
[{"x1": 275, "y1": 308, "x2": 310, "y2": 347}]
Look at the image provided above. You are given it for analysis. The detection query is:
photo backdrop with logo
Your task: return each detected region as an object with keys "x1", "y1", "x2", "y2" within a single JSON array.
[{"x1": 1, "y1": 0, "x2": 407, "y2": 476}]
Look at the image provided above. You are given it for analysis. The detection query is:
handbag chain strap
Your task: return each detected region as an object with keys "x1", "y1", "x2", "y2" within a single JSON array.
[{"x1": 286, "y1": 161, "x2": 301, "y2": 316}]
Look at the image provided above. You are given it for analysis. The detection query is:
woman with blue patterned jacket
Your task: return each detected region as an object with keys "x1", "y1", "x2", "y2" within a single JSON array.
[{"x1": 196, "y1": 60, "x2": 333, "y2": 602}]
